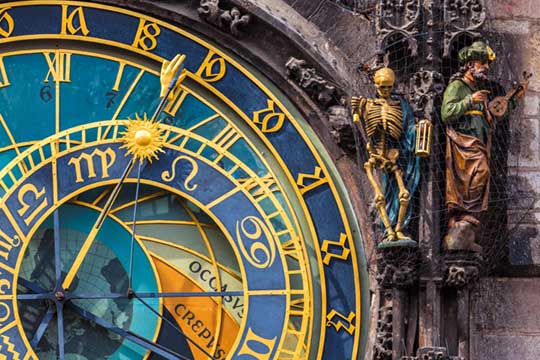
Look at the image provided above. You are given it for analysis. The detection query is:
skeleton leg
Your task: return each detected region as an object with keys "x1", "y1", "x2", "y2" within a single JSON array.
[
  {"x1": 364, "y1": 157, "x2": 396, "y2": 241},
  {"x1": 392, "y1": 166, "x2": 411, "y2": 239}
]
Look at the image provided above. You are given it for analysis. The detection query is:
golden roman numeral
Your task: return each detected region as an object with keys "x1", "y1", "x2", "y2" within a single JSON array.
[
  {"x1": 43, "y1": 51, "x2": 71, "y2": 83},
  {"x1": 238, "y1": 174, "x2": 278, "y2": 202},
  {"x1": 282, "y1": 238, "x2": 300, "y2": 261},
  {"x1": 0, "y1": 8, "x2": 14, "y2": 38},
  {"x1": 0, "y1": 57, "x2": 9, "y2": 88},
  {"x1": 196, "y1": 51, "x2": 226, "y2": 83},
  {"x1": 164, "y1": 84, "x2": 187, "y2": 116},
  {"x1": 112, "y1": 62, "x2": 126, "y2": 92},
  {"x1": 212, "y1": 124, "x2": 241, "y2": 152},
  {"x1": 237, "y1": 327, "x2": 277, "y2": 360},
  {"x1": 290, "y1": 296, "x2": 306, "y2": 317},
  {"x1": 132, "y1": 18, "x2": 160, "y2": 51},
  {"x1": 61, "y1": 5, "x2": 89, "y2": 36}
]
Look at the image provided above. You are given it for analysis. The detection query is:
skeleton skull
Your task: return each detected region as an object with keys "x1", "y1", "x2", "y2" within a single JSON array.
[{"x1": 374, "y1": 67, "x2": 395, "y2": 98}]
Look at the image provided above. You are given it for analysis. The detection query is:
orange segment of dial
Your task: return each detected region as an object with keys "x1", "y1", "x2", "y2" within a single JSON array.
[{"x1": 153, "y1": 256, "x2": 240, "y2": 360}]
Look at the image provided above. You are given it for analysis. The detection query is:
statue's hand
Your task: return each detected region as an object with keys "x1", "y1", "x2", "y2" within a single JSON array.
[{"x1": 471, "y1": 90, "x2": 490, "y2": 103}]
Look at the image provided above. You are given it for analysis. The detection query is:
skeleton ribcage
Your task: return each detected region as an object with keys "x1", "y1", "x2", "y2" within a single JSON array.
[{"x1": 364, "y1": 100, "x2": 403, "y2": 142}]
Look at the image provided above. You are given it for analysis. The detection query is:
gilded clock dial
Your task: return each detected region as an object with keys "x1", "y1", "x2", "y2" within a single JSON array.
[{"x1": 0, "y1": 2, "x2": 367, "y2": 359}]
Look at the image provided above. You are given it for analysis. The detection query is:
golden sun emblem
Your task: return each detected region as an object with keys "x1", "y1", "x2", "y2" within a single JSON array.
[{"x1": 120, "y1": 114, "x2": 165, "y2": 163}]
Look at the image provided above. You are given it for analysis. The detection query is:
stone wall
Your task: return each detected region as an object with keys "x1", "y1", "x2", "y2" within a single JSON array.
[
  {"x1": 486, "y1": 0, "x2": 540, "y2": 267},
  {"x1": 471, "y1": 278, "x2": 540, "y2": 359}
]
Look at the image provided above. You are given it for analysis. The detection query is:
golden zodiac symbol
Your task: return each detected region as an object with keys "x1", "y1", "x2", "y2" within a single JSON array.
[
  {"x1": 161, "y1": 155, "x2": 199, "y2": 191},
  {"x1": 236, "y1": 216, "x2": 276, "y2": 269}
]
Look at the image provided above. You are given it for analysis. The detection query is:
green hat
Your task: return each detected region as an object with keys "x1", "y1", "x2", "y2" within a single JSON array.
[{"x1": 458, "y1": 41, "x2": 496, "y2": 64}]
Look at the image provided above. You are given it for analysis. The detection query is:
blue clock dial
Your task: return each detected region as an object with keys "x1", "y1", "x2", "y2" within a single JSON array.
[{"x1": 0, "y1": 2, "x2": 368, "y2": 359}]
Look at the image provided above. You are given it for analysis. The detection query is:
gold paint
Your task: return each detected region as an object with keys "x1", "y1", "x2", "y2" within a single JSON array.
[
  {"x1": 0, "y1": 333, "x2": 20, "y2": 359},
  {"x1": 321, "y1": 233, "x2": 350, "y2": 265},
  {"x1": 132, "y1": 18, "x2": 160, "y2": 51},
  {"x1": 0, "y1": 228, "x2": 20, "y2": 262},
  {"x1": 120, "y1": 114, "x2": 165, "y2": 163},
  {"x1": 0, "y1": 57, "x2": 10, "y2": 88},
  {"x1": 0, "y1": 302, "x2": 11, "y2": 323},
  {"x1": 67, "y1": 147, "x2": 116, "y2": 183},
  {"x1": 61, "y1": 5, "x2": 89, "y2": 36},
  {"x1": 16, "y1": 183, "x2": 48, "y2": 225},
  {"x1": 43, "y1": 50, "x2": 71, "y2": 83},
  {"x1": 112, "y1": 61, "x2": 126, "y2": 91},
  {"x1": 237, "y1": 327, "x2": 277, "y2": 360},
  {"x1": 296, "y1": 166, "x2": 328, "y2": 195},
  {"x1": 252, "y1": 99, "x2": 285, "y2": 133},
  {"x1": 196, "y1": 50, "x2": 226, "y2": 83},
  {"x1": 160, "y1": 155, "x2": 199, "y2": 191},
  {"x1": 236, "y1": 216, "x2": 276, "y2": 269},
  {"x1": 0, "y1": 8, "x2": 14, "y2": 38},
  {"x1": 326, "y1": 310, "x2": 355, "y2": 335}
]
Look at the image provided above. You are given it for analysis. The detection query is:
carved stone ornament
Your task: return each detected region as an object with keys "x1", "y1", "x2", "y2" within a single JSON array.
[
  {"x1": 327, "y1": 105, "x2": 357, "y2": 154},
  {"x1": 443, "y1": 251, "x2": 483, "y2": 288},
  {"x1": 410, "y1": 70, "x2": 445, "y2": 117},
  {"x1": 401, "y1": 346, "x2": 463, "y2": 360},
  {"x1": 374, "y1": 293, "x2": 393, "y2": 360},
  {"x1": 285, "y1": 57, "x2": 341, "y2": 108},
  {"x1": 198, "y1": 0, "x2": 251, "y2": 37},
  {"x1": 376, "y1": 247, "x2": 419, "y2": 289},
  {"x1": 443, "y1": 0, "x2": 486, "y2": 57},
  {"x1": 376, "y1": 0, "x2": 421, "y2": 58}
]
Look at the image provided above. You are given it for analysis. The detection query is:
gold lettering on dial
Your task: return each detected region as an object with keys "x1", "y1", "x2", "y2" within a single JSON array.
[
  {"x1": 0, "y1": 334, "x2": 20, "y2": 359},
  {"x1": 238, "y1": 327, "x2": 277, "y2": 360},
  {"x1": 43, "y1": 51, "x2": 72, "y2": 83},
  {"x1": 196, "y1": 51, "x2": 226, "y2": 83},
  {"x1": 0, "y1": 57, "x2": 9, "y2": 88},
  {"x1": 112, "y1": 62, "x2": 126, "y2": 92},
  {"x1": 132, "y1": 18, "x2": 160, "y2": 51},
  {"x1": 16, "y1": 184, "x2": 48, "y2": 226},
  {"x1": 61, "y1": 5, "x2": 89, "y2": 36},
  {"x1": 68, "y1": 148, "x2": 116, "y2": 183},
  {"x1": 0, "y1": 8, "x2": 14, "y2": 38},
  {"x1": 296, "y1": 166, "x2": 328, "y2": 195},
  {"x1": 252, "y1": 100, "x2": 285, "y2": 133},
  {"x1": 0, "y1": 229, "x2": 20, "y2": 263}
]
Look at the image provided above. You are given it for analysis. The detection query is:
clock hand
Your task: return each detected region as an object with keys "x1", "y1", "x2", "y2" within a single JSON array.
[
  {"x1": 61, "y1": 160, "x2": 134, "y2": 290},
  {"x1": 62, "y1": 54, "x2": 187, "y2": 291},
  {"x1": 54, "y1": 209, "x2": 62, "y2": 290},
  {"x1": 67, "y1": 290, "x2": 244, "y2": 300},
  {"x1": 69, "y1": 303, "x2": 192, "y2": 360},
  {"x1": 30, "y1": 306, "x2": 55, "y2": 347}
]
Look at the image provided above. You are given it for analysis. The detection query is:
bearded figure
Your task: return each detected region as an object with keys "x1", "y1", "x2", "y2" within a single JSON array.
[{"x1": 442, "y1": 41, "x2": 525, "y2": 252}]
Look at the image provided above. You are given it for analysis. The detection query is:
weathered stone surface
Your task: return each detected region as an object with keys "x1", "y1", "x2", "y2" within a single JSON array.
[
  {"x1": 507, "y1": 116, "x2": 540, "y2": 168},
  {"x1": 471, "y1": 278, "x2": 540, "y2": 359},
  {"x1": 485, "y1": 0, "x2": 540, "y2": 20}
]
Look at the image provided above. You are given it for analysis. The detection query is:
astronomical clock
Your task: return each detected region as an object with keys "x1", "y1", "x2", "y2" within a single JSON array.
[{"x1": 0, "y1": 1, "x2": 368, "y2": 359}]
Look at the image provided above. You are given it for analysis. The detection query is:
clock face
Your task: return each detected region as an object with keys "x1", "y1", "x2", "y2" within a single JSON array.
[{"x1": 0, "y1": 1, "x2": 368, "y2": 360}]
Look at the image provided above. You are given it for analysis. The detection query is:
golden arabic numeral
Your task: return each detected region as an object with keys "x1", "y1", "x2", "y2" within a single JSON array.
[
  {"x1": 237, "y1": 327, "x2": 277, "y2": 360},
  {"x1": 0, "y1": 8, "x2": 14, "y2": 38},
  {"x1": 43, "y1": 51, "x2": 71, "y2": 83},
  {"x1": 196, "y1": 51, "x2": 226, "y2": 83},
  {"x1": 0, "y1": 57, "x2": 9, "y2": 88},
  {"x1": 132, "y1": 18, "x2": 160, "y2": 51},
  {"x1": 236, "y1": 216, "x2": 276, "y2": 269},
  {"x1": 67, "y1": 148, "x2": 116, "y2": 183},
  {"x1": 252, "y1": 100, "x2": 285, "y2": 133},
  {"x1": 60, "y1": 5, "x2": 89, "y2": 36},
  {"x1": 16, "y1": 183, "x2": 48, "y2": 226}
]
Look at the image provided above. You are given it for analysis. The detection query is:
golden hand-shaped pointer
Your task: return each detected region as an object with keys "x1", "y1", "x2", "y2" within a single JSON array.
[{"x1": 61, "y1": 54, "x2": 187, "y2": 291}]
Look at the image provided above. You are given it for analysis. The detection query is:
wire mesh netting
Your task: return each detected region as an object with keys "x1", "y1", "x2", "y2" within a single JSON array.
[{"x1": 353, "y1": 14, "x2": 537, "y2": 276}]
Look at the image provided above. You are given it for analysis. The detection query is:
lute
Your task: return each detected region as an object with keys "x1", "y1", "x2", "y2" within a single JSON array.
[{"x1": 488, "y1": 71, "x2": 532, "y2": 117}]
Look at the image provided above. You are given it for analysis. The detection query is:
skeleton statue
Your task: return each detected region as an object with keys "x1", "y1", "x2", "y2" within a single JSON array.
[{"x1": 351, "y1": 68, "x2": 423, "y2": 247}]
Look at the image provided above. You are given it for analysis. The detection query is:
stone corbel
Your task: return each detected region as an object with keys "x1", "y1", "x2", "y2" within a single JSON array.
[{"x1": 198, "y1": 0, "x2": 251, "y2": 37}]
